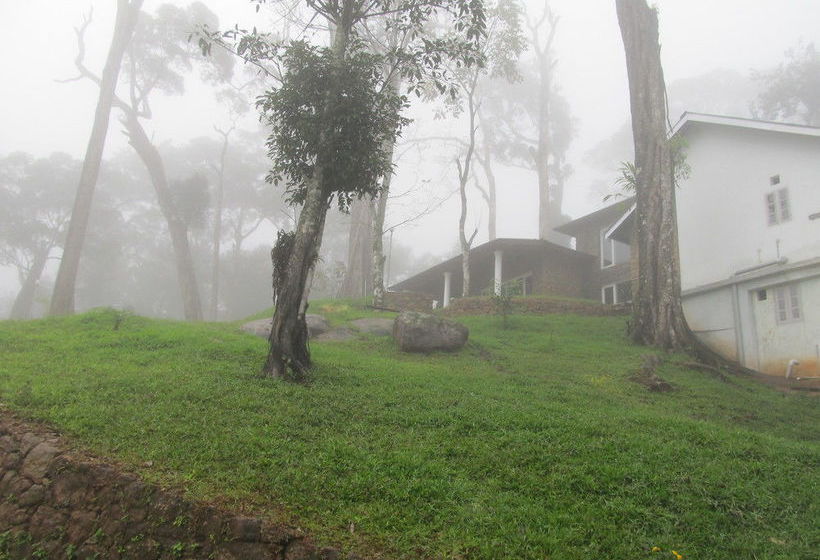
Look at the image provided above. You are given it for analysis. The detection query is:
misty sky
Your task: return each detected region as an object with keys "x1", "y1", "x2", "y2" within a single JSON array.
[{"x1": 1, "y1": 0, "x2": 819, "y2": 297}]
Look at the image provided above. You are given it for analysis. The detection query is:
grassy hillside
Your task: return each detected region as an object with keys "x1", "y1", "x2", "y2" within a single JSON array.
[{"x1": 0, "y1": 304, "x2": 817, "y2": 559}]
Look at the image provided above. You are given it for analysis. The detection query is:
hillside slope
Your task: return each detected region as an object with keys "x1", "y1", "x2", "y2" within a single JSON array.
[{"x1": 0, "y1": 305, "x2": 817, "y2": 559}]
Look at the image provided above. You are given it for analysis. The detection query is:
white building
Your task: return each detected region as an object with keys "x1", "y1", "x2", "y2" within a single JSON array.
[{"x1": 671, "y1": 113, "x2": 820, "y2": 378}]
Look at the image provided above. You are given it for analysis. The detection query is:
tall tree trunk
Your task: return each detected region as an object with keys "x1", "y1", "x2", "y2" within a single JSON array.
[
  {"x1": 371, "y1": 180, "x2": 390, "y2": 307},
  {"x1": 551, "y1": 152, "x2": 565, "y2": 223},
  {"x1": 210, "y1": 129, "x2": 230, "y2": 320},
  {"x1": 535, "y1": 85, "x2": 551, "y2": 240},
  {"x1": 10, "y1": 247, "x2": 50, "y2": 320},
  {"x1": 477, "y1": 133, "x2": 497, "y2": 241},
  {"x1": 527, "y1": 2, "x2": 559, "y2": 241},
  {"x1": 616, "y1": 0, "x2": 691, "y2": 349},
  {"x1": 263, "y1": 0, "x2": 355, "y2": 380},
  {"x1": 263, "y1": 178, "x2": 329, "y2": 379},
  {"x1": 123, "y1": 112, "x2": 203, "y2": 321},
  {"x1": 338, "y1": 199, "x2": 373, "y2": 298},
  {"x1": 50, "y1": 0, "x2": 142, "y2": 316},
  {"x1": 458, "y1": 75, "x2": 479, "y2": 297},
  {"x1": 370, "y1": 74, "x2": 400, "y2": 308}
]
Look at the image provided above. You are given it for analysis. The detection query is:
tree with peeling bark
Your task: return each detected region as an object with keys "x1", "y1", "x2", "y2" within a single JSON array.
[
  {"x1": 62, "y1": 2, "x2": 233, "y2": 321},
  {"x1": 615, "y1": 0, "x2": 692, "y2": 349},
  {"x1": 50, "y1": 0, "x2": 143, "y2": 317},
  {"x1": 202, "y1": 0, "x2": 485, "y2": 381}
]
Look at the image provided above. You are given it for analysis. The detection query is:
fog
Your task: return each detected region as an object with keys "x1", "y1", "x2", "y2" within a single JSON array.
[{"x1": 1, "y1": 0, "x2": 818, "y2": 319}]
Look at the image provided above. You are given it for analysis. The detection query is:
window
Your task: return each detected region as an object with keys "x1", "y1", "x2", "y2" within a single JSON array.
[
  {"x1": 602, "y1": 282, "x2": 632, "y2": 305},
  {"x1": 766, "y1": 186, "x2": 791, "y2": 225},
  {"x1": 600, "y1": 229, "x2": 631, "y2": 269},
  {"x1": 774, "y1": 284, "x2": 801, "y2": 323},
  {"x1": 616, "y1": 282, "x2": 633, "y2": 304}
]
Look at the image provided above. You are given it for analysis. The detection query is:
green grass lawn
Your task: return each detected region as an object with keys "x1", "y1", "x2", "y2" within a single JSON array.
[{"x1": 0, "y1": 304, "x2": 818, "y2": 559}]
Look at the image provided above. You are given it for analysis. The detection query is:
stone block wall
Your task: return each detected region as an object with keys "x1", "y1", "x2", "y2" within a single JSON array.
[
  {"x1": 0, "y1": 414, "x2": 354, "y2": 560},
  {"x1": 445, "y1": 296, "x2": 629, "y2": 317},
  {"x1": 378, "y1": 291, "x2": 435, "y2": 312}
]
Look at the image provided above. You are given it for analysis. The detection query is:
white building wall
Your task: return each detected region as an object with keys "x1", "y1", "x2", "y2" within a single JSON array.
[
  {"x1": 676, "y1": 121, "x2": 820, "y2": 376},
  {"x1": 675, "y1": 124, "x2": 820, "y2": 290},
  {"x1": 681, "y1": 287, "x2": 738, "y2": 361}
]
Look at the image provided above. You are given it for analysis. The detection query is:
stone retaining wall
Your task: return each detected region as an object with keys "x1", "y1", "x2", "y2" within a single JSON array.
[
  {"x1": 378, "y1": 291, "x2": 435, "y2": 313},
  {"x1": 0, "y1": 413, "x2": 352, "y2": 560},
  {"x1": 445, "y1": 296, "x2": 629, "y2": 317}
]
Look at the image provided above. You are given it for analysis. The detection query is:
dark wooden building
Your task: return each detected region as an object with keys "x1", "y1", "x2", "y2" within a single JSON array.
[{"x1": 390, "y1": 198, "x2": 636, "y2": 308}]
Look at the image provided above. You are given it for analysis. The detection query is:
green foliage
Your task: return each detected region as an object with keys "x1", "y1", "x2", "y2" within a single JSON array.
[
  {"x1": 490, "y1": 289, "x2": 513, "y2": 328},
  {"x1": 0, "y1": 308, "x2": 817, "y2": 559},
  {"x1": 257, "y1": 41, "x2": 408, "y2": 212},
  {"x1": 607, "y1": 137, "x2": 689, "y2": 201},
  {"x1": 271, "y1": 229, "x2": 296, "y2": 298}
]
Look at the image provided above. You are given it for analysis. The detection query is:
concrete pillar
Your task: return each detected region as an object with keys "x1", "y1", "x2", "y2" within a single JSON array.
[
  {"x1": 494, "y1": 249, "x2": 503, "y2": 295},
  {"x1": 443, "y1": 271, "x2": 452, "y2": 308}
]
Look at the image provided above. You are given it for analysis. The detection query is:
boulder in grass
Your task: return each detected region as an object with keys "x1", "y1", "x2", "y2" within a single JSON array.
[
  {"x1": 392, "y1": 311, "x2": 468, "y2": 353},
  {"x1": 305, "y1": 314, "x2": 330, "y2": 337},
  {"x1": 350, "y1": 318, "x2": 395, "y2": 336},
  {"x1": 241, "y1": 314, "x2": 329, "y2": 339},
  {"x1": 240, "y1": 318, "x2": 272, "y2": 339}
]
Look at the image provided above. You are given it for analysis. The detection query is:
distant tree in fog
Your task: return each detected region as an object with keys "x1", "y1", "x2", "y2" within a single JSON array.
[
  {"x1": 0, "y1": 153, "x2": 78, "y2": 319},
  {"x1": 445, "y1": 0, "x2": 524, "y2": 295},
  {"x1": 50, "y1": 0, "x2": 143, "y2": 317},
  {"x1": 753, "y1": 41, "x2": 820, "y2": 126},
  {"x1": 472, "y1": 0, "x2": 575, "y2": 244},
  {"x1": 64, "y1": 1, "x2": 233, "y2": 321}
]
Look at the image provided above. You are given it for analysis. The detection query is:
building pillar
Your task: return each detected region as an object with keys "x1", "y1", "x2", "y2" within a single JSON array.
[
  {"x1": 494, "y1": 249, "x2": 503, "y2": 295},
  {"x1": 443, "y1": 271, "x2": 452, "y2": 308}
]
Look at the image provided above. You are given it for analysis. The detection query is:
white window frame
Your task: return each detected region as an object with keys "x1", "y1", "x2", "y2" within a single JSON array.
[
  {"x1": 774, "y1": 283, "x2": 802, "y2": 324},
  {"x1": 600, "y1": 228, "x2": 615, "y2": 269}
]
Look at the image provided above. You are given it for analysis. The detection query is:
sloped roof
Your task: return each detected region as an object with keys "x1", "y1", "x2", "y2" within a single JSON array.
[
  {"x1": 670, "y1": 112, "x2": 820, "y2": 138},
  {"x1": 554, "y1": 197, "x2": 635, "y2": 236},
  {"x1": 390, "y1": 237, "x2": 591, "y2": 292}
]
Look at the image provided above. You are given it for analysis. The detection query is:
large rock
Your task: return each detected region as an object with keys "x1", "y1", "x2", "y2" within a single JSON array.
[
  {"x1": 315, "y1": 328, "x2": 356, "y2": 342},
  {"x1": 240, "y1": 314, "x2": 329, "y2": 339},
  {"x1": 392, "y1": 311, "x2": 468, "y2": 353},
  {"x1": 350, "y1": 318, "x2": 394, "y2": 336}
]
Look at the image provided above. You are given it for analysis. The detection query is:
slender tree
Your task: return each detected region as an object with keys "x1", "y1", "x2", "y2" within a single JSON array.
[
  {"x1": 203, "y1": 0, "x2": 485, "y2": 380},
  {"x1": 616, "y1": 0, "x2": 691, "y2": 349},
  {"x1": 50, "y1": 0, "x2": 143, "y2": 316}
]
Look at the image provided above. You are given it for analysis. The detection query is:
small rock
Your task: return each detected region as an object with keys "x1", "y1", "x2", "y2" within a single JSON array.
[
  {"x1": 21, "y1": 441, "x2": 60, "y2": 480},
  {"x1": 228, "y1": 516, "x2": 262, "y2": 542},
  {"x1": 18, "y1": 483, "x2": 45, "y2": 507}
]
